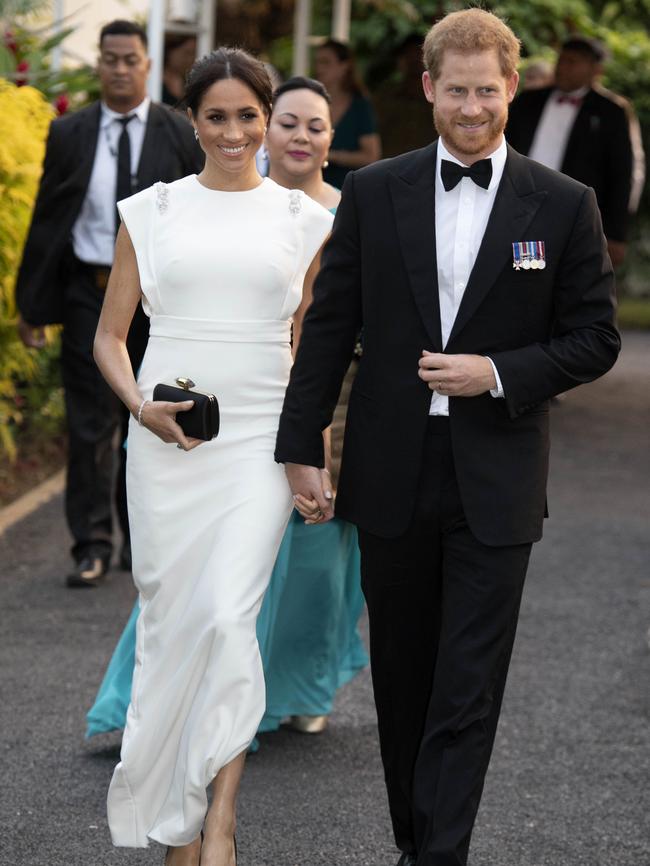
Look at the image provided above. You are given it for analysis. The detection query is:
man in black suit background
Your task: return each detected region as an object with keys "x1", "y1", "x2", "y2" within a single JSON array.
[
  {"x1": 507, "y1": 35, "x2": 635, "y2": 267},
  {"x1": 16, "y1": 20, "x2": 202, "y2": 587},
  {"x1": 275, "y1": 10, "x2": 620, "y2": 866}
]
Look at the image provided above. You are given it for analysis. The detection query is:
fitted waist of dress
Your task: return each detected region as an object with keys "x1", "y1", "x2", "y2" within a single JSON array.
[{"x1": 149, "y1": 315, "x2": 291, "y2": 344}]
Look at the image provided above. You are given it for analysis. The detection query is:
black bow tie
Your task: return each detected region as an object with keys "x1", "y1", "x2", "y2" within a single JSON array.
[{"x1": 441, "y1": 158, "x2": 493, "y2": 191}]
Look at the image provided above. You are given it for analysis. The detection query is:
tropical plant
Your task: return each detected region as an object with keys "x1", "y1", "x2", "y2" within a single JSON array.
[
  {"x1": 0, "y1": 78, "x2": 62, "y2": 461},
  {"x1": 0, "y1": 0, "x2": 102, "y2": 463},
  {"x1": 0, "y1": 0, "x2": 99, "y2": 111}
]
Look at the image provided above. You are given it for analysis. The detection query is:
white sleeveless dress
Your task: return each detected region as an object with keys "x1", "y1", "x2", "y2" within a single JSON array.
[{"x1": 106, "y1": 175, "x2": 333, "y2": 848}]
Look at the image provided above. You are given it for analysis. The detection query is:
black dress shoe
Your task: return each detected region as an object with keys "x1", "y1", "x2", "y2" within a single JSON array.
[
  {"x1": 119, "y1": 542, "x2": 132, "y2": 572},
  {"x1": 396, "y1": 854, "x2": 417, "y2": 866},
  {"x1": 65, "y1": 555, "x2": 109, "y2": 588}
]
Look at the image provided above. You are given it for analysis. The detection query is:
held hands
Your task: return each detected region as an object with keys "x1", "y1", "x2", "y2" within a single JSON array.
[
  {"x1": 418, "y1": 351, "x2": 496, "y2": 397},
  {"x1": 285, "y1": 463, "x2": 334, "y2": 525},
  {"x1": 138, "y1": 400, "x2": 203, "y2": 451}
]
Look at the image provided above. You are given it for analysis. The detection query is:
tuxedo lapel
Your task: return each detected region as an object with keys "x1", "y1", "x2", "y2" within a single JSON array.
[
  {"x1": 561, "y1": 89, "x2": 597, "y2": 174},
  {"x1": 74, "y1": 102, "x2": 101, "y2": 193},
  {"x1": 388, "y1": 142, "x2": 442, "y2": 351},
  {"x1": 518, "y1": 87, "x2": 553, "y2": 155},
  {"x1": 136, "y1": 102, "x2": 165, "y2": 191},
  {"x1": 447, "y1": 146, "x2": 547, "y2": 345}
]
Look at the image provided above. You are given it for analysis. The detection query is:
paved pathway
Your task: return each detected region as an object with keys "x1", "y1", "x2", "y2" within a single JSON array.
[{"x1": 1, "y1": 332, "x2": 648, "y2": 866}]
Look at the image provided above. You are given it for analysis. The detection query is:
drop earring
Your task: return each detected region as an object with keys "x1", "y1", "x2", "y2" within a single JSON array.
[
  {"x1": 194, "y1": 128, "x2": 199, "y2": 141},
  {"x1": 323, "y1": 159, "x2": 329, "y2": 168}
]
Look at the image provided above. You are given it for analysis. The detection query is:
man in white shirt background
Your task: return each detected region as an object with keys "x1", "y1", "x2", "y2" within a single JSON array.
[
  {"x1": 16, "y1": 20, "x2": 201, "y2": 587},
  {"x1": 507, "y1": 35, "x2": 640, "y2": 267},
  {"x1": 275, "y1": 10, "x2": 620, "y2": 865}
]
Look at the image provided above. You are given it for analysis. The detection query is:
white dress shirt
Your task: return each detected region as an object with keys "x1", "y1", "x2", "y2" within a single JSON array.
[
  {"x1": 430, "y1": 136, "x2": 507, "y2": 416},
  {"x1": 528, "y1": 87, "x2": 588, "y2": 172},
  {"x1": 72, "y1": 97, "x2": 150, "y2": 265}
]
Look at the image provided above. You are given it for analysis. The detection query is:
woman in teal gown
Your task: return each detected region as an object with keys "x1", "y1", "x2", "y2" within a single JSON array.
[
  {"x1": 87, "y1": 76, "x2": 367, "y2": 742},
  {"x1": 313, "y1": 39, "x2": 381, "y2": 190}
]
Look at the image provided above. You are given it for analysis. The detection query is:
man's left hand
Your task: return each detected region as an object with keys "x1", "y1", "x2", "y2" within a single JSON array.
[{"x1": 418, "y1": 351, "x2": 496, "y2": 397}]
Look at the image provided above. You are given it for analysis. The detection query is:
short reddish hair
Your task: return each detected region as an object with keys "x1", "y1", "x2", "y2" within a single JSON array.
[{"x1": 423, "y1": 9, "x2": 521, "y2": 80}]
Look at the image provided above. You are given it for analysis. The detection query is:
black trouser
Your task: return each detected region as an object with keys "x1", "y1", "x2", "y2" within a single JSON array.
[
  {"x1": 358, "y1": 418, "x2": 532, "y2": 866},
  {"x1": 60, "y1": 257, "x2": 148, "y2": 562}
]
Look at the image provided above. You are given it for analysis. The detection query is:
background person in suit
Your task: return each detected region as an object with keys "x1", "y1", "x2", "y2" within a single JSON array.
[
  {"x1": 16, "y1": 19, "x2": 201, "y2": 587},
  {"x1": 275, "y1": 10, "x2": 620, "y2": 866},
  {"x1": 506, "y1": 35, "x2": 635, "y2": 267}
]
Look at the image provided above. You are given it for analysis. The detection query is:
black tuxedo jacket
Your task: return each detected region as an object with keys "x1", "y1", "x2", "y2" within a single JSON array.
[
  {"x1": 506, "y1": 86, "x2": 633, "y2": 242},
  {"x1": 16, "y1": 101, "x2": 203, "y2": 325},
  {"x1": 275, "y1": 142, "x2": 620, "y2": 546}
]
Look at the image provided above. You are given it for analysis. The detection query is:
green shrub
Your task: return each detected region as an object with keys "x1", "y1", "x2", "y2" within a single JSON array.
[{"x1": 0, "y1": 78, "x2": 63, "y2": 462}]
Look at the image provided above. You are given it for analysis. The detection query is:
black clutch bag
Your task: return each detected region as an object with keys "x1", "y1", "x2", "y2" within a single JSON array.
[{"x1": 152, "y1": 377, "x2": 220, "y2": 441}]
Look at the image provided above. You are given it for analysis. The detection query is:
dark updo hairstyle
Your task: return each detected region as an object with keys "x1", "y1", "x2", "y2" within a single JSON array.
[
  {"x1": 317, "y1": 38, "x2": 366, "y2": 97},
  {"x1": 183, "y1": 47, "x2": 273, "y2": 117},
  {"x1": 272, "y1": 75, "x2": 332, "y2": 113}
]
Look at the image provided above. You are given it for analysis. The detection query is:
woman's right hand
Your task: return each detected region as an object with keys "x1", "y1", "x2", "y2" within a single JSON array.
[
  {"x1": 286, "y1": 464, "x2": 334, "y2": 524},
  {"x1": 139, "y1": 400, "x2": 204, "y2": 451}
]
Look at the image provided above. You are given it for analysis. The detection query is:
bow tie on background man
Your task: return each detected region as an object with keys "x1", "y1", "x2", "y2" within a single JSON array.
[
  {"x1": 555, "y1": 93, "x2": 583, "y2": 107},
  {"x1": 441, "y1": 158, "x2": 493, "y2": 192}
]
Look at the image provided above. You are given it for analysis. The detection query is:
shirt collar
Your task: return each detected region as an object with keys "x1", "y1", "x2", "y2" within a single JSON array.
[
  {"x1": 100, "y1": 96, "x2": 150, "y2": 129},
  {"x1": 552, "y1": 86, "x2": 589, "y2": 101},
  {"x1": 436, "y1": 135, "x2": 507, "y2": 193}
]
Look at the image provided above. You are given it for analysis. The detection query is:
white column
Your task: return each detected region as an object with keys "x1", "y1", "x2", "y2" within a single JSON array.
[
  {"x1": 168, "y1": 0, "x2": 197, "y2": 18},
  {"x1": 197, "y1": 0, "x2": 217, "y2": 57},
  {"x1": 332, "y1": 0, "x2": 351, "y2": 42},
  {"x1": 147, "y1": 0, "x2": 167, "y2": 101},
  {"x1": 292, "y1": 0, "x2": 312, "y2": 76},
  {"x1": 51, "y1": 0, "x2": 64, "y2": 72}
]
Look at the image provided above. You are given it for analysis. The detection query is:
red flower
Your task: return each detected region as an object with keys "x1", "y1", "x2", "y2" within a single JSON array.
[
  {"x1": 4, "y1": 29, "x2": 17, "y2": 54},
  {"x1": 16, "y1": 59, "x2": 29, "y2": 86},
  {"x1": 54, "y1": 93, "x2": 70, "y2": 115}
]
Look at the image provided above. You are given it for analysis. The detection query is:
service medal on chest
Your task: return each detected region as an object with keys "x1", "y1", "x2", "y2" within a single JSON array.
[{"x1": 512, "y1": 240, "x2": 546, "y2": 271}]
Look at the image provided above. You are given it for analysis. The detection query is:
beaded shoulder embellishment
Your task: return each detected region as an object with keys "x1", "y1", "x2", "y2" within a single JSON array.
[
  {"x1": 288, "y1": 189, "x2": 303, "y2": 217},
  {"x1": 156, "y1": 182, "x2": 169, "y2": 214}
]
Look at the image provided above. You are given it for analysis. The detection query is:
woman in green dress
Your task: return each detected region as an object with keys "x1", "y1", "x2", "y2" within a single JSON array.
[{"x1": 314, "y1": 39, "x2": 382, "y2": 189}]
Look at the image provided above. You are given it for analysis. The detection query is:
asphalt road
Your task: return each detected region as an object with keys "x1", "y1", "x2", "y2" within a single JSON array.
[{"x1": 1, "y1": 332, "x2": 648, "y2": 866}]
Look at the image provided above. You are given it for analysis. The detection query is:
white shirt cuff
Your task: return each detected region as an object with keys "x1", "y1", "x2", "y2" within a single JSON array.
[{"x1": 485, "y1": 356, "x2": 504, "y2": 398}]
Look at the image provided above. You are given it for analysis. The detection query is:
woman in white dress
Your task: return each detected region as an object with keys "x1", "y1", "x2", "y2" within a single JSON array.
[{"x1": 93, "y1": 48, "x2": 333, "y2": 866}]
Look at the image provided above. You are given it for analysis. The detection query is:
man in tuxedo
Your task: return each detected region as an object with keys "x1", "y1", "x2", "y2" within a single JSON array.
[
  {"x1": 275, "y1": 10, "x2": 619, "y2": 866},
  {"x1": 507, "y1": 35, "x2": 635, "y2": 267},
  {"x1": 16, "y1": 20, "x2": 201, "y2": 587}
]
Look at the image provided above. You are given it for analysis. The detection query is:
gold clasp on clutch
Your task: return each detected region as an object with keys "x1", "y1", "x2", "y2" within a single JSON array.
[{"x1": 175, "y1": 377, "x2": 195, "y2": 390}]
